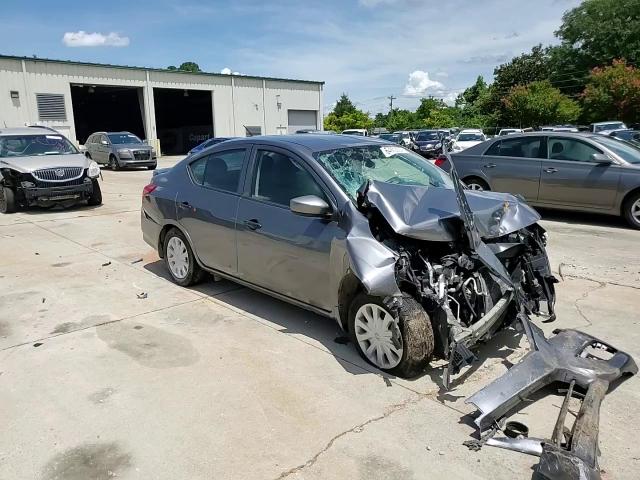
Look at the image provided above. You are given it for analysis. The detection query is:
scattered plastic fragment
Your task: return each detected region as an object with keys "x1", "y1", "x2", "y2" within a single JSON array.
[{"x1": 136, "y1": 292, "x2": 148, "y2": 299}]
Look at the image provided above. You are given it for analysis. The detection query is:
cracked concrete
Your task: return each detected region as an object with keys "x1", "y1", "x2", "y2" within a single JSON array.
[{"x1": 1, "y1": 157, "x2": 640, "y2": 479}]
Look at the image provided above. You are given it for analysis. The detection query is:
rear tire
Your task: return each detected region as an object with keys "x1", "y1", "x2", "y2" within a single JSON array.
[
  {"x1": 463, "y1": 176, "x2": 490, "y2": 191},
  {"x1": 87, "y1": 179, "x2": 102, "y2": 206},
  {"x1": 348, "y1": 293, "x2": 434, "y2": 378},
  {"x1": 163, "y1": 228, "x2": 206, "y2": 287},
  {"x1": 0, "y1": 186, "x2": 17, "y2": 214},
  {"x1": 622, "y1": 191, "x2": 640, "y2": 229},
  {"x1": 109, "y1": 155, "x2": 121, "y2": 171}
]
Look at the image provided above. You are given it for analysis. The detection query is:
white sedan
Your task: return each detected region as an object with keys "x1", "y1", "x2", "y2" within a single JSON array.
[{"x1": 450, "y1": 130, "x2": 487, "y2": 152}]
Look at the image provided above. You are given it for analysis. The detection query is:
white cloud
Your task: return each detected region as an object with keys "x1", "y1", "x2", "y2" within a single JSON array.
[
  {"x1": 403, "y1": 70, "x2": 445, "y2": 96},
  {"x1": 221, "y1": 67, "x2": 242, "y2": 75},
  {"x1": 62, "y1": 31, "x2": 129, "y2": 47},
  {"x1": 436, "y1": 71, "x2": 449, "y2": 78}
]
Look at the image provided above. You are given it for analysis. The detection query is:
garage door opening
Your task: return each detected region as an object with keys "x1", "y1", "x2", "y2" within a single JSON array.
[
  {"x1": 70, "y1": 84, "x2": 146, "y2": 145},
  {"x1": 154, "y1": 88, "x2": 213, "y2": 155},
  {"x1": 288, "y1": 109, "x2": 318, "y2": 134}
]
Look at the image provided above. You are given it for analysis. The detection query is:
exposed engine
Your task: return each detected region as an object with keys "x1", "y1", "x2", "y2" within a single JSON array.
[{"x1": 360, "y1": 196, "x2": 557, "y2": 385}]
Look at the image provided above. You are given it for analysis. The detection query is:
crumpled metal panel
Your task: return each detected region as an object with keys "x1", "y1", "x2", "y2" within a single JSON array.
[{"x1": 362, "y1": 180, "x2": 541, "y2": 242}]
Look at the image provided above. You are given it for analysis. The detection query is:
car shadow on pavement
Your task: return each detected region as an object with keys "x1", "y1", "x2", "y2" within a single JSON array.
[
  {"x1": 144, "y1": 259, "x2": 401, "y2": 379},
  {"x1": 537, "y1": 207, "x2": 629, "y2": 230}
]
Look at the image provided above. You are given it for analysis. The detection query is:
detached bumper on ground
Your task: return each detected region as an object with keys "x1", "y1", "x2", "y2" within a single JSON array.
[{"x1": 465, "y1": 318, "x2": 637, "y2": 480}]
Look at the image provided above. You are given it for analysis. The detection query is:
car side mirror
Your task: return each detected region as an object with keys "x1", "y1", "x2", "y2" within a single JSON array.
[
  {"x1": 100, "y1": 140, "x2": 108, "y2": 145},
  {"x1": 290, "y1": 195, "x2": 331, "y2": 217},
  {"x1": 591, "y1": 153, "x2": 613, "y2": 164}
]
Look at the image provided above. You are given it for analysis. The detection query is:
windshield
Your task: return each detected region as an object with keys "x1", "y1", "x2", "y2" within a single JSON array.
[
  {"x1": 108, "y1": 133, "x2": 142, "y2": 144},
  {"x1": 416, "y1": 132, "x2": 439, "y2": 141},
  {"x1": 594, "y1": 122, "x2": 625, "y2": 132},
  {"x1": 457, "y1": 133, "x2": 484, "y2": 142},
  {"x1": 592, "y1": 136, "x2": 640, "y2": 164},
  {"x1": 0, "y1": 134, "x2": 78, "y2": 158},
  {"x1": 379, "y1": 134, "x2": 400, "y2": 142},
  {"x1": 314, "y1": 144, "x2": 453, "y2": 199}
]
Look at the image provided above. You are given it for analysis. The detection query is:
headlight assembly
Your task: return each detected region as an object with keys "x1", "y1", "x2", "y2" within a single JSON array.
[{"x1": 87, "y1": 161, "x2": 101, "y2": 178}]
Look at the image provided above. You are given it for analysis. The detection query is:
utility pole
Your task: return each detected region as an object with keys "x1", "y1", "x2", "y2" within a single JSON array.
[{"x1": 388, "y1": 95, "x2": 396, "y2": 113}]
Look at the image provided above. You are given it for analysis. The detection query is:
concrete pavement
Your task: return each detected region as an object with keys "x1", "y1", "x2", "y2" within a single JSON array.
[{"x1": 1, "y1": 157, "x2": 639, "y2": 479}]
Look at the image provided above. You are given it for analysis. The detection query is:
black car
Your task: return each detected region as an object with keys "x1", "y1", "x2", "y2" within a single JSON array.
[{"x1": 413, "y1": 130, "x2": 443, "y2": 158}]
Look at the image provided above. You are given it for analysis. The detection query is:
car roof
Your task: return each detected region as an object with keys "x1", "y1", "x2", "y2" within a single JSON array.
[
  {"x1": 0, "y1": 127, "x2": 60, "y2": 136},
  {"x1": 459, "y1": 129, "x2": 483, "y2": 133},
  {"x1": 219, "y1": 134, "x2": 387, "y2": 153},
  {"x1": 591, "y1": 121, "x2": 624, "y2": 125}
]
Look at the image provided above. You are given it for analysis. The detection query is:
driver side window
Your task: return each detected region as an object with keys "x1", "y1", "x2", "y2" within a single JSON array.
[
  {"x1": 548, "y1": 138, "x2": 602, "y2": 163},
  {"x1": 252, "y1": 150, "x2": 326, "y2": 207}
]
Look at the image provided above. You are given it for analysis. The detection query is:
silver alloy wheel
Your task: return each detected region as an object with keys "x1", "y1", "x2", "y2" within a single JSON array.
[
  {"x1": 466, "y1": 182, "x2": 484, "y2": 191},
  {"x1": 354, "y1": 303, "x2": 403, "y2": 369},
  {"x1": 632, "y1": 198, "x2": 640, "y2": 223},
  {"x1": 167, "y1": 236, "x2": 189, "y2": 279}
]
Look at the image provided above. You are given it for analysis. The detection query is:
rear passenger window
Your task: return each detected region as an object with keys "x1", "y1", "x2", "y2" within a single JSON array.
[
  {"x1": 485, "y1": 137, "x2": 543, "y2": 159},
  {"x1": 189, "y1": 149, "x2": 245, "y2": 192}
]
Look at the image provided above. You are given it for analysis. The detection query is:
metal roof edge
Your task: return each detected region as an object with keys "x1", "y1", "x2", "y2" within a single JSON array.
[{"x1": 0, "y1": 54, "x2": 325, "y2": 85}]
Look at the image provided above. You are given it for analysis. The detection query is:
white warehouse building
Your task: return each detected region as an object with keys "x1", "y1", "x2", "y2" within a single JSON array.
[{"x1": 0, "y1": 55, "x2": 324, "y2": 155}]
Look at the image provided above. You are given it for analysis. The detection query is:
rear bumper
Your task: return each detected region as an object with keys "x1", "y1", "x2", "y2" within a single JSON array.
[{"x1": 21, "y1": 180, "x2": 93, "y2": 204}]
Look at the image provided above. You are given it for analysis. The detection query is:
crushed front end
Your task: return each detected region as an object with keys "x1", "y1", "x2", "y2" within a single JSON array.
[
  {"x1": 356, "y1": 180, "x2": 557, "y2": 386},
  {"x1": 1, "y1": 167, "x2": 94, "y2": 207}
]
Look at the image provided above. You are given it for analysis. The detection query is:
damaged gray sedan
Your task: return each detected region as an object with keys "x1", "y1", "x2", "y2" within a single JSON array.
[{"x1": 141, "y1": 135, "x2": 556, "y2": 378}]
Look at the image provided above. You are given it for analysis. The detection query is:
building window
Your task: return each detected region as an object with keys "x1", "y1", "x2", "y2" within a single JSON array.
[
  {"x1": 244, "y1": 126, "x2": 262, "y2": 137},
  {"x1": 36, "y1": 93, "x2": 67, "y2": 121}
]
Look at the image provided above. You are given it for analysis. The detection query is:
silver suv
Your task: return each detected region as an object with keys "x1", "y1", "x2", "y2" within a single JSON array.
[
  {"x1": 0, "y1": 127, "x2": 102, "y2": 213},
  {"x1": 85, "y1": 131, "x2": 157, "y2": 170}
]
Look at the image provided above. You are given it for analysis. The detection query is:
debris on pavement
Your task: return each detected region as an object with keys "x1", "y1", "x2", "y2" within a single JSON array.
[
  {"x1": 101, "y1": 261, "x2": 111, "y2": 267},
  {"x1": 136, "y1": 292, "x2": 147, "y2": 299},
  {"x1": 131, "y1": 258, "x2": 143, "y2": 264}
]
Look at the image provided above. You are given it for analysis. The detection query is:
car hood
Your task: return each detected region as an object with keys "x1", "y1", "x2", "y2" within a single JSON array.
[
  {"x1": 113, "y1": 143, "x2": 151, "y2": 150},
  {"x1": 361, "y1": 180, "x2": 540, "y2": 242},
  {"x1": 0, "y1": 153, "x2": 88, "y2": 173}
]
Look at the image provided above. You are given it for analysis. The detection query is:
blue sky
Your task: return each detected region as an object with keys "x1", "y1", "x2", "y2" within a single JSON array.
[{"x1": 1, "y1": 0, "x2": 581, "y2": 114}]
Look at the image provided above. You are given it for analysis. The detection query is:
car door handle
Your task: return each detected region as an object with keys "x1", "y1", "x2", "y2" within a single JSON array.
[
  {"x1": 545, "y1": 167, "x2": 558, "y2": 173},
  {"x1": 178, "y1": 201, "x2": 192, "y2": 209},
  {"x1": 483, "y1": 163, "x2": 497, "y2": 168},
  {"x1": 244, "y1": 219, "x2": 262, "y2": 231}
]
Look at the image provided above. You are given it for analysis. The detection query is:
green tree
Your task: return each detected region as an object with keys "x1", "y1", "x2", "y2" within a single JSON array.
[
  {"x1": 423, "y1": 109, "x2": 456, "y2": 129},
  {"x1": 333, "y1": 94, "x2": 357, "y2": 117},
  {"x1": 581, "y1": 60, "x2": 640, "y2": 124},
  {"x1": 179, "y1": 62, "x2": 202, "y2": 72},
  {"x1": 502, "y1": 80, "x2": 580, "y2": 128},
  {"x1": 386, "y1": 109, "x2": 422, "y2": 131},
  {"x1": 167, "y1": 65, "x2": 177, "y2": 71},
  {"x1": 323, "y1": 110, "x2": 373, "y2": 132},
  {"x1": 415, "y1": 97, "x2": 446, "y2": 121},
  {"x1": 456, "y1": 76, "x2": 488, "y2": 108},
  {"x1": 557, "y1": 0, "x2": 640, "y2": 68}
]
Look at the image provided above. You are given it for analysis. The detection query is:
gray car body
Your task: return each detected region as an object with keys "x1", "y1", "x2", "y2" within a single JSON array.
[
  {"x1": 141, "y1": 135, "x2": 541, "y2": 327},
  {"x1": 442, "y1": 132, "x2": 640, "y2": 217},
  {"x1": 85, "y1": 131, "x2": 156, "y2": 168}
]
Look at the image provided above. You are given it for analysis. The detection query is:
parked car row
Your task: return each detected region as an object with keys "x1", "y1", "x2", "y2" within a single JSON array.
[{"x1": 441, "y1": 131, "x2": 640, "y2": 228}]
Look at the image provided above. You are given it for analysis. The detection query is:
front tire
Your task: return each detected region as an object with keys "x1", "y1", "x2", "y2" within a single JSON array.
[
  {"x1": 0, "y1": 186, "x2": 17, "y2": 214},
  {"x1": 109, "y1": 155, "x2": 121, "y2": 171},
  {"x1": 348, "y1": 293, "x2": 434, "y2": 378},
  {"x1": 163, "y1": 228, "x2": 205, "y2": 287},
  {"x1": 87, "y1": 179, "x2": 102, "y2": 206},
  {"x1": 623, "y1": 191, "x2": 640, "y2": 229}
]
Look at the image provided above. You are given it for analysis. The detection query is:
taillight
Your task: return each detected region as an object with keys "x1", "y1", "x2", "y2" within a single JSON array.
[
  {"x1": 434, "y1": 155, "x2": 447, "y2": 168},
  {"x1": 142, "y1": 183, "x2": 157, "y2": 196}
]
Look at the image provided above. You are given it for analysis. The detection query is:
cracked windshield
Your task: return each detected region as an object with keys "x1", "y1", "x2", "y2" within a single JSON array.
[{"x1": 314, "y1": 145, "x2": 453, "y2": 199}]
